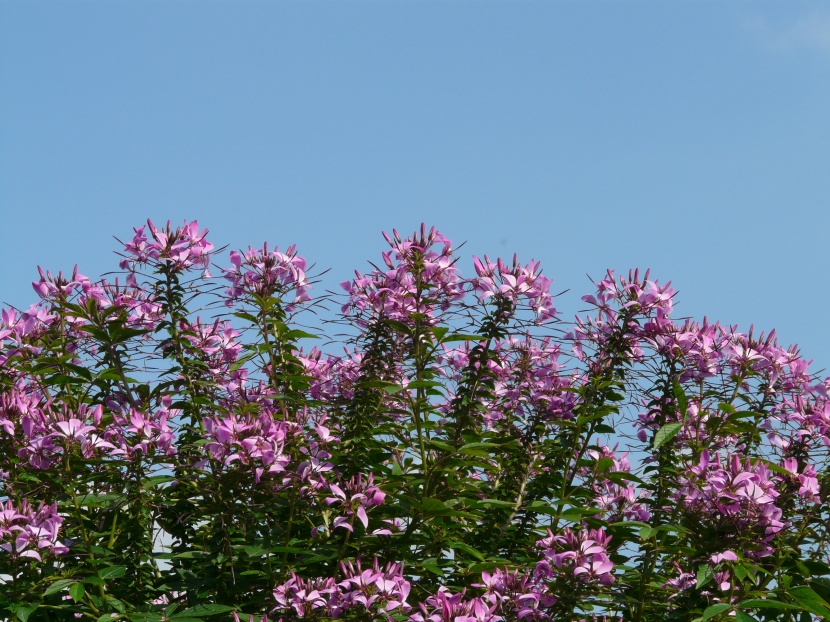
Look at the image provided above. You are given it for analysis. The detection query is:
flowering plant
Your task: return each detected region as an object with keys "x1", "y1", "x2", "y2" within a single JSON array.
[{"x1": 1, "y1": 220, "x2": 828, "y2": 622}]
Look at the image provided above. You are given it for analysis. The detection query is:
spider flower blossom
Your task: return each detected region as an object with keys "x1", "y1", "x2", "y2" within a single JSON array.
[
  {"x1": 0, "y1": 499, "x2": 67, "y2": 561},
  {"x1": 325, "y1": 473, "x2": 386, "y2": 531},
  {"x1": 106, "y1": 401, "x2": 177, "y2": 460},
  {"x1": 272, "y1": 559, "x2": 410, "y2": 618},
  {"x1": 341, "y1": 225, "x2": 464, "y2": 326},
  {"x1": 471, "y1": 254, "x2": 557, "y2": 323},
  {"x1": 536, "y1": 527, "x2": 616, "y2": 586},
  {"x1": 585, "y1": 445, "x2": 651, "y2": 522},
  {"x1": 120, "y1": 219, "x2": 213, "y2": 272},
  {"x1": 475, "y1": 568, "x2": 556, "y2": 620},
  {"x1": 203, "y1": 412, "x2": 291, "y2": 482},
  {"x1": 182, "y1": 317, "x2": 243, "y2": 378},
  {"x1": 569, "y1": 269, "x2": 674, "y2": 361},
  {"x1": 223, "y1": 242, "x2": 311, "y2": 308},
  {"x1": 338, "y1": 559, "x2": 411, "y2": 613},
  {"x1": 408, "y1": 586, "x2": 497, "y2": 622},
  {"x1": 676, "y1": 451, "x2": 785, "y2": 558}
]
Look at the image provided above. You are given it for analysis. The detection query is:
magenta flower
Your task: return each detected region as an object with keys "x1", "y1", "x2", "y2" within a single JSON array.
[
  {"x1": 471, "y1": 254, "x2": 557, "y2": 323},
  {"x1": 341, "y1": 225, "x2": 464, "y2": 327},
  {"x1": 326, "y1": 473, "x2": 386, "y2": 530},
  {"x1": 223, "y1": 242, "x2": 311, "y2": 308},
  {"x1": 536, "y1": 526, "x2": 616, "y2": 586},
  {"x1": 0, "y1": 499, "x2": 67, "y2": 561},
  {"x1": 120, "y1": 219, "x2": 213, "y2": 272},
  {"x1": 203, "y1": 412, "x2": 290, "y2": 482}
]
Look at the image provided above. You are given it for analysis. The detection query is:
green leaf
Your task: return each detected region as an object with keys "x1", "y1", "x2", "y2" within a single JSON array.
[
  {"x1": 407, "y1": 380, "x2": 444, "y2": 389},
  {"x1": 702, "y1": 603, "x2": 731, "y2": 620},
  {"x1": 812, "y1": 578, "x2": 830, "y2": 605},
  {"x1": 696, "y1": 565, "x2": 714, "y2": 589},
  {"x1": 384, "y1": 319, "x2": 413, "y2": 334},
  {"x1": 673, "y1": 381, "x2": 687, "y2": 416},
  {"x1": 639, "y1": 526, "x2": 656, "y2": 540},
  {"x1": 145, "y1": 475, "x2": 176, "y2": 487},
  {"x1": 460, "y1": 442, "x2": 500, "y2": 451},
  {"x1": 526, "y1": 500, "x2": 559, "y2": 516},
  {"x1": 440, "y1": 333, "x2": 485, "y2": 344},
  {"x1": 431, "y1": 326, "x2": 449, "y2": 341},
  {"x1": 653, "y1": 422, "x2": 683, "y2": 449},
  {"x1": 421, "y1": 498, "x2": 448, "y2": 513},
  {"x1": 421, "y1": 558, "x2": 444, "y2": 576},
  {"x1": 171, "y1": 551, "x2": 213, "y2": 559},
  {"x1": 269, "y1": 546, "x2": 312, "y2": 555},
  {"x1": 427, "y1": 439, "x2": 456, "y2": 453},
  {"x1": 559, "y1": 507, "x2": 598, "y2": 522},
  {"x1": 44, "y1": 578, "x2": 76, "y2": 595},
  {"x1": 41, "y1": 374, "x2": 84, "y2": 386},
  {"x1": 450, "y1": 541, "x2": 486, "y2": 562},
  {"x1": 106, "y1": 596, "x2": 127, "y2": 613},
  {"x1": 477, "y1": 499, "x2": 516, "y2": 509},
  {"x1": 789, "y1": 586, "x2": 830, "y2": 618},
  {"x1": 98, "y1": 566, "x2": 127, "y2": 579},
  {"x1": 233, "y1": 311, "x2": 259, "y2": 323},
  {"x1": 608, "y1": 520, "x2": 651, "y2": 529},
  {"x1": 9, "y1": 605, "x2": 37, "y2": 622},
  {"x1": 738, "y1": 599, "x2": 801, "y2": 611},
  {"x1": 733, "y1": 612, "x2": 758, "y2": 622},
  {"x1": 604, "y1": 470, "x2": 645, "y2": 485},
  {"x1": 74, "y1": 492, "x2": 123, "y2": 508},
  {"x1": 172, "y1": 605, "x2": 236, "y2": 618},
  {"x1": 284, "y1": 329, "x2": 319, "y2": 340},
  {"x1": 69, "y1": 581, "x2": 85, "y2": 603}
]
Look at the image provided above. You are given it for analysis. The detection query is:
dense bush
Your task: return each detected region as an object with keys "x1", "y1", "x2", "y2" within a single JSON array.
[{"x1": 1, "y1": 220, "x2": 829, "y2": 622}]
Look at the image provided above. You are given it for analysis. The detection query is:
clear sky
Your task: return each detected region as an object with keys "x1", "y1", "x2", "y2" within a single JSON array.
[{"x1": 2, "y1": 1, "x2": 829, "y2": 373}]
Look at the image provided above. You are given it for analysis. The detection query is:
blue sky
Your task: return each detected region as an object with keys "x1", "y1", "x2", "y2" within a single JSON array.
[{"x1": 2, "y1": 1, "x2": 829, "y2": 373}]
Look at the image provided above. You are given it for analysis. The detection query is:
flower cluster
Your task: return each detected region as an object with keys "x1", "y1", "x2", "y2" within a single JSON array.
[
  {"x1": 182, "y1": 318, "x2": 244, "y2": 379},
  {"x1": 570, "y1": 268, "x2": 675, "y2": 362},
  {"x1": 341, "y1": 225, "x2": 464, "y2": 326},
  {"x1": 411, "y1": 566, "x2": 558, "y2": 622},
  {"x1": 0, "y1": 499, "x2": 67, "y2": 561},
  {"x1": 585, "y1": 445, "x2": 651, "y2": 523},
  {"x1": 0, "y1": 221, "x2": 827, "y2": 621},
  {"x1": 120, "y1": 219, "x2": 213, "y2": 273},
  {"x1": 676, "y1": 451, "x2": 785, "y2": 558},
  {"x1": 325, "y1": 473, "x2": 386, "y2": 532},
  {"x1": 272, "y1": 559, "x2": 410, "y2": 618},
  {"x1": 223, "y1": 243, "x2": 311, "y2": 308},
  {"x1": 471, "y1": 254, "x2": 557, "y2": 323},
  {"x1": 438, "y1": 336, "x2": 577, "y2": 431},
  {"x1": 2, "y1": 389, "x2": 177, "y2": 469},
  {"x1": 536, "y1": 527, "x2": 616, "y2": 586},
  {"x1": 203, "y1": 412, "x2": 290, "y2": 482}
]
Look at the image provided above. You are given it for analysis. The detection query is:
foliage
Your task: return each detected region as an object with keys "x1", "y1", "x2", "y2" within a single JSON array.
[{"x1": 1, "y1": 220, "x2": 829, "y2": 622}]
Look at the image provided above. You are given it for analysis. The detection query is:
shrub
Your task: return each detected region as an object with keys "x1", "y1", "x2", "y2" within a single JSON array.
[{"x1": 1, "y1": 220, "x2": 828, "y2": 621}]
